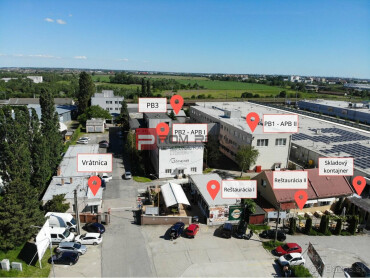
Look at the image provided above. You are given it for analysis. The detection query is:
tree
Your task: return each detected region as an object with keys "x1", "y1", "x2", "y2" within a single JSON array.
[
  {"x1": 0, "y1": 178, "x2": 43, "y2": 250},
  {"x1": 119, "y1": 100, "x2": 129, "y2": 130},
  {"x1": 348, "y1": 215, "x2": 359, "y2": 235},
  {"x1": 77, "y1": 105, "x2": 112, "y2": 125},
  {"x1": 236, "y1": 199, "x2": 256, "y2": 235},
  {"x1": 289, "y1": 217, "x2": 296, "y2": 235},
  {"x1": 334, "y1": 218, "x2": 342, "y2": 235},
  {"x1": 279, "y1": 91, "x2": 287, "y2": 98},
  {"x1": 146, "y1": 79, "x2": 151, "y2": 96},
  {"x1": 77, "y1": 72, "x2": 95, "y2": 114},
  {"x1": 168, "y1": 110, "x2": 177, "y2": 120},
  {"x1": 241, "y1": 92, "x2": 254, "y2": 98},
  {"x1": 205, "y1": 135, "x2": 221, "y2": 167},
  {"x1": 304, "y1": 217, "x2": 312, "y2": 234},
  {"x1": 235, "y1": 145, "x2": 259, "y2": 177},
  {"x1": 141, "y1": 78, "x2": 146, "y2": 97},
  {"x1": 43, "y1": 194, "x2": 70, "y2": 213},
  {"x1": 40, "y1": 88, "x2": 63, "y2": 171},
  {"x1": 319, "y1": 215, "x2": 330, "y2": 234}
]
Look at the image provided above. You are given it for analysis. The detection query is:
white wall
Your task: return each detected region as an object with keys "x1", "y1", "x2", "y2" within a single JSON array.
[
  {"x1": 158, "y1": 146, "x2": 204, "y2": 178},
  {"x1": 91, "y1": 96, "x2": 124, "y2": 115}
]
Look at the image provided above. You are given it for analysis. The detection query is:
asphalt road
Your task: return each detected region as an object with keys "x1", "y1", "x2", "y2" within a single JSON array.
[{"x1": 101, "y1": 127, "x2": 155, "y2": 277}]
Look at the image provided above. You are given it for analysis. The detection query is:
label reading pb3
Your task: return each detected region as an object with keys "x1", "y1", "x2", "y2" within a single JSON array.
[{"x1": 138, "y1": 98, "x2": 167, "y2": 113}]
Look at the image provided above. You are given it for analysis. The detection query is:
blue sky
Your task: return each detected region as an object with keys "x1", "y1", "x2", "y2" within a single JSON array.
[{"x1": 0, "y1": 0, "x2": 369, "y2": 78}]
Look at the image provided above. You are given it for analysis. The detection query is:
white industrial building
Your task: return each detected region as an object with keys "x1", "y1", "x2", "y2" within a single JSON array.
[
  {"x1": 27, "y1": 76, "x2": 43, "y2": 83},
  {"x1": 142, "y1": 113, "x2": 204, "y2": 178},
  {"x1": 42, "y1": 144, "x2": 103, "y2": 213},
  {"x1": 190, "y1": 103, "x2": 291, "y2": 171},
  {"x1": 91, "y1": 90, "x2": 124, "y2": 119}
]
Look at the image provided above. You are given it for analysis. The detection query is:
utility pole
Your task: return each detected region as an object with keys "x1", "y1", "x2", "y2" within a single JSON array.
[
  {"x1": 49, "y1": 239, "x2": 55, "y2": 278},
  {"x1": 274, "y1": 206, "x2": 281, "y2": 242},
  {"x1": 74, "y1": 189, "x2": 81, "y2": 234}
]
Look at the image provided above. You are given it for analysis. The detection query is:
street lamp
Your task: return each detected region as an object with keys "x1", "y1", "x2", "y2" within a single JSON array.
[{"x1": 30, "y1": 225, "x2": 55, "y2": 278}]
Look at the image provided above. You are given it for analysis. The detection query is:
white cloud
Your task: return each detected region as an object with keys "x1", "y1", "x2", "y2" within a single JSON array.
[
  {"x1": 13, "y1": 54, "x2": 24, "y2": 57},
  {"x1": 29, "y1": 54, "x2": 61, "y2": 59},
  {"x1": 118, "y1": 58, "x2": 129, "y2": 62},
  {"x1": 56, "y1": 19, "x2": 67, "y2": 25},
  {"x1": 74, "y1": 56, "x2": 87, "y2": 60},
  {"x1": 68, "y1": 14, "x2": 73, "y2": 17},
  {"x1": 45, "y1": 17, "x2": 54, "y2": 22}
]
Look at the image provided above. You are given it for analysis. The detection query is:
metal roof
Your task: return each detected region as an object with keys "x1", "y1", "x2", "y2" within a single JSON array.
[
  {"x1": 8, "y1": 98, "x2": 75, "y2": 105},
  {"x1": 160, "y1": 182, "x2": 190, "y2": 207},
  {"x1": 189, "y1": 173, "x2": 238, "y2": 207}
]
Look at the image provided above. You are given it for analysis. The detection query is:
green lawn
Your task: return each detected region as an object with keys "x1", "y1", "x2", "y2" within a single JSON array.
[
  {"x1": 262, "y1": 240, "x2": 284, "y2": 251},
  {"x1": 95, "y1": 82, "x2": 140, "y2": 89},
  {"x1": 0, "y1": 244, "x2": 51, "y2": 277},
  {"x1": 91, "y1": 74, "x2": 111, "y2": 82},
  {"x1": 133, "y1": 176, "x2": 152, "y2": 183}
]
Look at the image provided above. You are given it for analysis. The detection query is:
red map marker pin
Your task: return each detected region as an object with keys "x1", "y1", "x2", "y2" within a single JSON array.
[
  {"x1": 207, "y1": 180, "x2": 220, "y2": 200},
  {"x1": 294, "y1": 190, "x2": 308, "y2": 210},
  {"x1": 352, "y1": 176, "x2": 366, "y2": 196},
  {"x1": 88, "y1": 176, "x2": 101, "y2": 196},
  {"x1": 156, "y1": 122, "x2": 169, "y2": 143},
  {"x1": 246, "y1": 112, "x2": 260, "y2": 133},
  {"x1": 170, "y1": 95, "x2": 184, "y2": 115}
]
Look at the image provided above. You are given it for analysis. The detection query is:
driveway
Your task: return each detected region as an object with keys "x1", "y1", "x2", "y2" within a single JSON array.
[{"x1": 285, "y1": 233, "x2": 370, "y2": 277}]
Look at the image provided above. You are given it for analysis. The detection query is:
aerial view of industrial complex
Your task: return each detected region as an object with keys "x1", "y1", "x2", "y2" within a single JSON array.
[{"x1": 0, "y1": 1, "x2": 369, "y2": 278}]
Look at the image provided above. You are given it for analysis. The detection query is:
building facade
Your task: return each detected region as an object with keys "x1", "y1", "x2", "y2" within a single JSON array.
[{"x1": 91, "y1": 90, "x2": 124, "y2": 119}]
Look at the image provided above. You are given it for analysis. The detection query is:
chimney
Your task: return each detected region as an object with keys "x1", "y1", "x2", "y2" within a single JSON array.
[
  {"x1": 61, "y1": 178, "x2": 64, "y2": 185},
  {"x1": 57, "y1": 166, "x2": 61, "y2": 176},
  {"x1": 70, "y1": 177, "x2": 73, "y2": 184}
]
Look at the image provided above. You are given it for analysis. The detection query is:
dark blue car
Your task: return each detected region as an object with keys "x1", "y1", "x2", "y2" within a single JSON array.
[
  {"x1": 84, "y1": 222, "x2": 105, "y2": 234},
  {"x1": 169, "y1": 222, "x2": 185, "y2": 240},
  {"x1": 51, "y1": 251, "x2": 79, "y2": 266}
]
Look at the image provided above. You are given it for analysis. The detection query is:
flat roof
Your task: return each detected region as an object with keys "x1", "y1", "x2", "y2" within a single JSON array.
[
  {"x1": 300, "y1": 99, "x2": 370, "y2": 114},
  {"x1": 144, "y1": 113, "x2": 171, "y2": 119},
  {"x1": 194, "y1": 102, "x2": 370, "y2": 174},
  {"x1": 42, "y1": 144, "x2": 100, "y2": 201},
  {"x1": 189, "y1": 173, "x2": 237, "y2": 207}
]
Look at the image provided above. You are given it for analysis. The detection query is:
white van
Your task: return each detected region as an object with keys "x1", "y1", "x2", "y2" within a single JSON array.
[
  {"x1": 45, "y1": 212, "x2": 77, "y2": 232},
  {"x1": 50, "y1": 227, "x2": 75, "y2": 244}
]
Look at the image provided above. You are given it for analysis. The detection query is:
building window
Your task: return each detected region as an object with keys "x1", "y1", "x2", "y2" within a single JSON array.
[
  {"x1": 110, "y1": 108, "x2": 113, "y2": 110},
  {"x1": 319, "y1": 201, "x2": 330, "y2": 206},
  {"x1": 106, "y1": 108, "x2": 109, "y2": 111},
  {"x1": 275, "y1": 138, "x2": 287, "y2": 146},
  {"x1": 116, "y1": 108, "x2": 119, "y2": 110},
  {"x1": 165, "y1": 169, "x2": 171, "y2": 174},
  {"x1": 119, "y1": 101, "x2": 122, "y2": 104},
  {"x1": 257, "y1": 139, "x2": 269, "y2": 146},
  {"x1": 191, "y1": 167, "x2": 197, "y2": 172},
  {"x1": 106, "y1": 101, "x2": 112, "y2": 104},
  {"x1": 115, "y1": 101, "x2": 119, "y2": 104}
]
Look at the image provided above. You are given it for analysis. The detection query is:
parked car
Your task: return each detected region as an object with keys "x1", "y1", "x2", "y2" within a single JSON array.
[
  {"x1": 275, "y1": 243, "x2": 302, "y2": 256},
  {"x1": 278, "y1": 253, "x2": 305, "y2": 267},
  {"x1": 99, "y1": 140, "x2": 109, "y2": 144},
  {"x1": 185, "y1": 224, "x2": 199, "y2": 238},
  {"x1": 350, "y1": 262, "x2": 370, "y2": 277},
  {"x1": 77, "y1": 139, "x2": 88, "y2": 144},
  {"x1": 50, "y1": 227, "x2": 75, "y2": 244},
  {"x1": 124, "y1": 171, "x2": 132, "y2": 180},
  {"x1": 99, "y1": 142, "x2": 109, "y2": 148},
  {"x1": 51, "y1": 251, "x2": 79, "y2": 266},
  {"x1": 79, "y1": 137, "x2": 90, "y2": 141},
  {"x1": 259, "y1": 229, "x2": 286, "y2": 241},
  {"x1": 56, "y1": 242, "x2": 87, "y2": 255},
  {"x1": 220, "y1": 223, "x2": 233, "y2": 239},
  {"x1": 75, "y1": 233, "x2": 103, "y2": 245},
  {"x1": 169, "y1": 222, "x2": 185, "y2": 240},
  {"x1": 101, "y1": 173, "x2": 112, "y2": 182},
  {"x1": 84, "y1": 222, "x2": 106, "y2": 234}
]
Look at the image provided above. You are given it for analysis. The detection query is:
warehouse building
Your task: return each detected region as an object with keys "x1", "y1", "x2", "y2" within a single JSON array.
[
  {"x1": 190, "y1": 103, "x2": 291, "y2": 171},
  {"x1": 298, "y1": 99, "x2": 370, "y2": 124}
]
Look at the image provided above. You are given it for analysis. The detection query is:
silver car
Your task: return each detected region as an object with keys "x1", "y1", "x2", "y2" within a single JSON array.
[{"x1": 56, "y1": 242, "x2": 87, "y2": 255}]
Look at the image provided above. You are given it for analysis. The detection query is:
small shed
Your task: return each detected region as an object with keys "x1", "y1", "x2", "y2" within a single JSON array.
[
  {"x1": 86, "y1": 118, "x2": 105, "y2": 133},
  {"x1": 64, "y1": 131, "x2": 74, "y2": 141}
]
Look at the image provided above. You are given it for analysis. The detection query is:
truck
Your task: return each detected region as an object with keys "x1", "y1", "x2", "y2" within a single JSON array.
[{"x1": 45, "y1": 212, "x2": 77, "y2": 232}]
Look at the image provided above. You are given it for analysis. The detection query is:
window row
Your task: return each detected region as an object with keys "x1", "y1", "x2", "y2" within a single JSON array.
[{"x1": 105, "y1": 101, "x2": 122, "y2": 104}]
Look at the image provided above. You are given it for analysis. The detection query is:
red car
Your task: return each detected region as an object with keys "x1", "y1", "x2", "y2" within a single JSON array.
[
  {"x1": 185, "y1": 224, "x2": 199, "y2": 238},
  {"x1": 275, "y1": 243, "x2": 302, "y2": 256}
]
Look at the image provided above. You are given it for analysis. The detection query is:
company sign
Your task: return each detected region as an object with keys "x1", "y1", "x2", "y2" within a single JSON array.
[
  {"x1": 228, "y1": 205, "x2": 242, "y2": 221},
  {"x1": 307, "y1": 242, "x2": 325, "y2": 277},
  {"x1": 136, "y1": 128, "x2": 157, "y2": 150}
]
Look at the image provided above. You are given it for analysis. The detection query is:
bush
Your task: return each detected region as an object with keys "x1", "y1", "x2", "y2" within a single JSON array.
[
  {"x1": 262, "y1": 240, "x2": 284, "y2": 251},
  {"x1": 289, "y1": 217, "x2": 297, "y2": 235},
  {"x1": 348, "y1": 215, "x2": 359, "y2": 235},
  {"x1": 334, "y1": 218, "x2": 342, "y2": 235},
  {"x1": 304, "y1": 217, "x2": 312, "y2": 234},
  {"x1": 319, "y1": 215, "x2": 329, "y2": 234},
  {"x1": 291, "y1": 265, "x2": 313, "y2": 277},
  {"x1": 308, "y1": 230, "x2": 317, "y2": 236},
  {"x1": 253, "y1": 94, "x2": 260, "y2": 98},
  {"x1": 248, "y1": 224, "x2": 270, "y2": 232},
  {"x1": 241, "y1": 92, "x2": 254, "y2": 98},
  {"x1": 340, "y1": 231, "x2": 351, "y2": 236}
]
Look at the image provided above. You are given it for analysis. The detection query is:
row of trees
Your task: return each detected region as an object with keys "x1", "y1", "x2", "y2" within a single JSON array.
[{"x1": 0, "y1": 89, "x2": 63, "y2": 250}]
